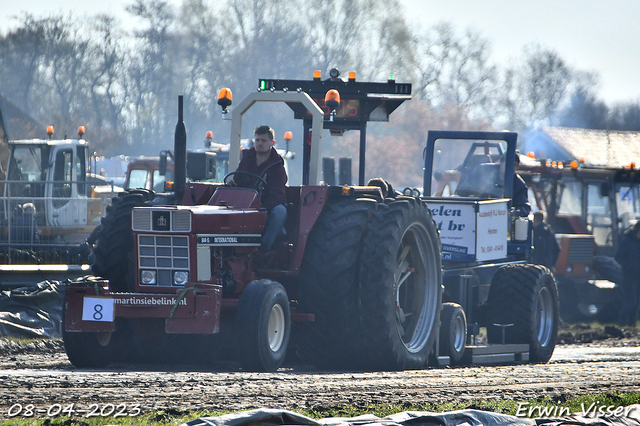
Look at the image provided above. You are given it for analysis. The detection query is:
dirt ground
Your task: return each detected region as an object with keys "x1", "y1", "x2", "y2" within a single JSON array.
[{"x1": 0, "y1": 324, "x2": 639, "y2": 420}]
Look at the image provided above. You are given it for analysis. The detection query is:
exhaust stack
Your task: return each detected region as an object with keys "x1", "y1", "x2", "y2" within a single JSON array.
[{"x1": 174, "y1": 95, "x2": 187, "y2": 202}]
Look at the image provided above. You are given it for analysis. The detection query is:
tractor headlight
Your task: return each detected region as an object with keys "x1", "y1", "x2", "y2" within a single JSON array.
[
  {"x1": 174, "y1": 271, "x2": 188, "y2": 286},
  {"x1": 141, "y1": 270, "x2": 157, "y2": 285}
]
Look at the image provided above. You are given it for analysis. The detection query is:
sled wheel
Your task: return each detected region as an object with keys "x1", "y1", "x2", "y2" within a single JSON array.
[
  {"x1": 440, "y1": 302, "x2": 467, "y2": 365},
  {"x1": 486, "y1": 264, "x2": 559, "y2": 363},
  {"x1": 237, "y1": 279, "x2": 291, "y2": 372}
]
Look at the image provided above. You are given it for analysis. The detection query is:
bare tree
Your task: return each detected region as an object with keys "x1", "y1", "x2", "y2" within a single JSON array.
[
  {"x1": 176, "y1": 0, "x2": 224, "y2": 116},
  {"x1": 41, "y1": 15, "x2": 92, "y2": 129},
  {"x1": 497, "y1": 44, "x2": 573, "y2": 131},
  {"x1": 125, "y1": 0, "x2": 179, "y2": 150},
  {"x1": 304, "y1": 0, "x2": 414, "y2": 81},
  {"x1": 413, "y1": 23, "x2": 497, "y2": 121},
  {"x1": 86, "y1": 16, "x2": 127, "y2": 132},
  {"x1": 609, "y1": 101, "x2": 640, "y2": 131},
  {"x1": 0, "y1": 14, "x2": 101, "y2": 137},
  {"x1": 0, "y1": 13, "x2": 46, "y2": 115},
  {"x1": 3, "y1": 4, "x2": 625, "y2": 157},
  {"x1": 555, "y1": 72, "x2": 608, "y2": 129},
  {"x1": 219, "y1": 0, "x2": 314, "y2": 91}
]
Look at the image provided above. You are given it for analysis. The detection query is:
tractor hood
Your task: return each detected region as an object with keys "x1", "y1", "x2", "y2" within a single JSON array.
[{"x1": 132, "y1": 205, "x2": 266, "y2": 235}]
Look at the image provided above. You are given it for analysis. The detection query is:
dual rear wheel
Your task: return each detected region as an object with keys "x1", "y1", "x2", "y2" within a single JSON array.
[{"x1": 298, "y1": 197, "x2": 443, "y2": 370}]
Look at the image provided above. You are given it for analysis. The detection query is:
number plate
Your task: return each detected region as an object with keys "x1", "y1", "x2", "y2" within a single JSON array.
[{"x1": 82, "y1": 296, "x2": 115, "y2": 322}]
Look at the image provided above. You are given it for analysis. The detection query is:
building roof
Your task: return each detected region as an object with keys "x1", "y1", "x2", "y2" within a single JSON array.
[{"x1": 523, "y1": 126, "x2": 640, "y2": 168}]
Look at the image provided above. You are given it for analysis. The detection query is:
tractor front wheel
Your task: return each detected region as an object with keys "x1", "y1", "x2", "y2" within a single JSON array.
[
  {"x1": 236, "y1": 279, "x2": 291, "y2": 372},
  {"x1": 63, "y1": 330, "x2": 114, "y2": 368}
]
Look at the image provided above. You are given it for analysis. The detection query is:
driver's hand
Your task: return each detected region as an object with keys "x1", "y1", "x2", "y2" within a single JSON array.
[{"x1": 227, "y1": 177, "x2": 237, "y2": 186}]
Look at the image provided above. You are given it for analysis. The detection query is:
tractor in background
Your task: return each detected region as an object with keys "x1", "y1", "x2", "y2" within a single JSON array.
[{"x1": 517, "y1": 157, "x2": 628, "y2": 322}]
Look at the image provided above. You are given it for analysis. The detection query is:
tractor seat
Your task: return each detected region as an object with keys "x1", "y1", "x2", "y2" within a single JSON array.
[
  {"x1": 466, "y1": 154, "x2": 492, "y2": 169},
  {"x1": 455, "y1": 163, "x2": 503, "y2": 198},
  {"x1": 208, "y1": 187, "x2": 261, "y2": 209}
]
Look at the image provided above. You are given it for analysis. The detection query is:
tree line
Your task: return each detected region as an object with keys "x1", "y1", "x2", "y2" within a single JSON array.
[{"x1": 1, "y1": 0, "x2": 639, "y2": 172}]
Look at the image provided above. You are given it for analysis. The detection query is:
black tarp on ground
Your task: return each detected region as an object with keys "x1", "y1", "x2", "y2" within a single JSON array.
[
  {"x1": 0, "y1": 281, "x2": 65, "y2": 338},
  {"x1": 183, "y1": 407, "x2": 640, "y2": 426}
]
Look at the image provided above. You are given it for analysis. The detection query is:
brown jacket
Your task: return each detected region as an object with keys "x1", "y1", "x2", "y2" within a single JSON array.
[{"x1": 235, "y1": 147, "x2": 287, "y2": 211}]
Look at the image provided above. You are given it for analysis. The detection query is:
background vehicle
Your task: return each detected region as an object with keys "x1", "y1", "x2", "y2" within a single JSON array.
[
  {"x1": 124, "y1": 156, "x2": 175, "y2": 192},
  {"x1": 423, "y1": 130, "x2": 558, "y2": 365},
  {"x1": 517, "y1": 157, "x2": 625, "y2": 322},
  {"x1": 0, "y1": 118, "x2": 120, "y2": 288},
  {"x1": 91, "y1": 154, "x2": 129, "y2": 187},
  {"x1": 63, "y1": 71, "x2": 558, "y2": 372}
]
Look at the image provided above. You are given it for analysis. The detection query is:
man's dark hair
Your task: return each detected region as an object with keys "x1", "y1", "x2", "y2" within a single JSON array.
[{"x1": 254, "y1": 125, "x2": 275, "y2": 140}]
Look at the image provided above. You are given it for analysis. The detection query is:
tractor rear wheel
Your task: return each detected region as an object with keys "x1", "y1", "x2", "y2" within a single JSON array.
[
  {"x1": 236, "y1": 279, "x2": 291, "y2": 372},
  {"x1": 296, "y1": 199, "x2": 376, "y2": 368},
  {"x1": 486, "y1": 264, "x2": 559, "y2": 363},
  {"x1": 92, "y1": 189, "x2": 154, "y2": 292},
  {"x1": 358, "y1": 198, "x2": 442, "y2": 370}
]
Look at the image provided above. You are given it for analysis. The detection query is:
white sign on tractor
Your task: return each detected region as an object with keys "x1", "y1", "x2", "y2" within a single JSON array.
[{"x1": 431, "y1": 199, "x2": 508, "y2": 262}]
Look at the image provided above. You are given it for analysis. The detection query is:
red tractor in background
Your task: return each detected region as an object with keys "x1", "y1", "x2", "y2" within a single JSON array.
[
  {"x1": 63, "y1": 71, "x2": 443, "y2": 372},
  {"x1": 517, "y1": 157, "x2": 624, "y2": 322}
]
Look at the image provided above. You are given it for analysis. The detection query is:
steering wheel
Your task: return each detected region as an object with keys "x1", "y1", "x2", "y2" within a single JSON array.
[{"x1": 223, "y1": 171, "x2": 268, "y2": 191}]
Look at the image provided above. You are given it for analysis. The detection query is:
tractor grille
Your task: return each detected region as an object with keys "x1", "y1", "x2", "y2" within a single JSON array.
[
  {"x1": 132, "y1": 209, "x2": 191, "y2": 232},
  {"x1": 567, "y1": 238, "x2": 594, "y2": 264},
  {"x1": 138, "y1": 234, "x2": 190, "y2": 286},
  {"x1": 172, "y1": 210, "x2": 191, "y2": 231}
]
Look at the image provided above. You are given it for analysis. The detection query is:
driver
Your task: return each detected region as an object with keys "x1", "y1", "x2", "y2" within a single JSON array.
[
  {"x1": 497, "y1": 152, "x2": 531, "y2": 217},
  {"x1": 228, "y1": 125, "x2": 287, "y2": 251}
]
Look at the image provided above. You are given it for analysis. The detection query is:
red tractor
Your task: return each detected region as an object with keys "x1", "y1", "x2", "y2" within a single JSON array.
[
  {"x1": 63, "y1": 72, "x2": 559, "y2": 371},
  {"x1": 63, "y1": 72, "x2": 443, "y2": 371}
]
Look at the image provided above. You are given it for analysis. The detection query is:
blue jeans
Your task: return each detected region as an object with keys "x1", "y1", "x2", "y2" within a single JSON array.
[{"x1": 261, "y1": 204, "x2": 287, "y2": 250}]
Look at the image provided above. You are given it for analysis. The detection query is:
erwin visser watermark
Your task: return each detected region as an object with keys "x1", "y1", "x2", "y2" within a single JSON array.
[{"x1": 516, "y1": 402, "x2": 636, "y2": 418}]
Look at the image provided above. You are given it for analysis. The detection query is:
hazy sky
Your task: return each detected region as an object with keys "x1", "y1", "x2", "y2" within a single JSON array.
[{"x1": 2, "y1": 0, "x2": 639, "y2": 105}]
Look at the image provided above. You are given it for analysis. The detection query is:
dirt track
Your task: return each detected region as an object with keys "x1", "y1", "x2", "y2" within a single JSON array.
[{"x1": 1, "y1": 331, "x2": 640, "y2": 420}]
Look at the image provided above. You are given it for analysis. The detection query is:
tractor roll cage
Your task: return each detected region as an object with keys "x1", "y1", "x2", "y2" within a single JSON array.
[{"x1": 229, "y1": 91, "x2": 324, "y2": 186}]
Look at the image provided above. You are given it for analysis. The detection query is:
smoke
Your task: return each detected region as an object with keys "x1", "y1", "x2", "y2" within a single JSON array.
[{"x1": 520, "y1": 127, "x2": 572, "y2": 161}]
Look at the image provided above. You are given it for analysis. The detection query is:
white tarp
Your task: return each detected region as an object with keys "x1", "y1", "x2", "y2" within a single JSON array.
[{"x1": 182, "y1": 407, "x2": 640, "y2": 426}]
